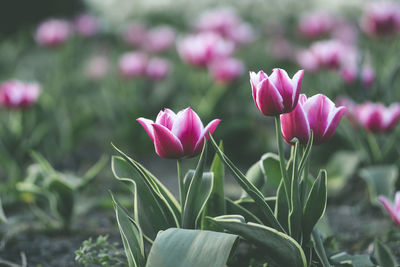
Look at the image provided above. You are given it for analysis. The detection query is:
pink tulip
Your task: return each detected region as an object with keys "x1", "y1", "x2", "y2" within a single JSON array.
[
  {"x1": 226, "y1": 23, "x2": 255, "y2": 46},
  {"x1": 118, "y1": 52, "x2": 148, "y2": 78},
  {"x1": 144, "y1": 26, "x2": 175, "y2": 53},
  {"x1": 195, "y1": 8, "x2": 240, "y2": 37},
  {"x1": 35, "y1": 19, "x2": 72, "y2": 47},
  {"x1": 361, "y1": 2, "x2": 400, "y2": 37},
  {"x1": 308, "y1": 40, "x2": 346, "y2": 69},
  {"x1": 340, "y1": 64, "x2": 375, "y2": 87},
  {"x1": 137, "y1": 107, "x2": 220, "y2": 158},
  {"x1": 296, "y1": 49, "x2": 319, "y2": 72},
  {"x1": 84, "y1": 55, "x2": 109, "y2": 80},
  {"x1": 74, "y1": 14, "x2": 99, "y2": 37},
  {"x1": 0, "y1": 80, "x2": 41, "y2": 109},
  {"x1": 362, "y1": 66, "x2": 375, "y2": 87},
  {"x1": 332, "y1": 20, "x2": 358, "y2": 45},
  {"x1": 209, "y1": 57, "x2": 244, "y2": 83},
  {"x1": 354, "y1": 102, "x2": 400, "y2": 133},
  {"x1": 281, "y1": 94, "x2": 346, "y2": 145},
  {"x1": 123, "y1": 23, "x2": 148, "y2": 46},
  {"x1": 177, "y1": 32, "x2": 235, "y2": 67},
  {"x1": 250, "y1": 68, "x2": 304, "y2": 116},
  {"x1": 379, "y1": 192, "x2": 400, "y2": 227},
  {"x1": 268, "y1": 37, "x2": 295, "y2": 61},
  {"x1": 146, "y1": 57, "x2": 171, "y2": 81},
  {"x1": 298, "y1": 12, "x2": 334, "y2": 38}
]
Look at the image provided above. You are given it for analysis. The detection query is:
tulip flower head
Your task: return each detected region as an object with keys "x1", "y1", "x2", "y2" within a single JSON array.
[
  {"x1": 137, "y1": 108, "x2": 220, "y2": 159},
  {"x1": 74, "y1": 14, "x2": 100, "y2": 37},
  {"x1": 361, "y1": 1, "x2": 400, "y2": 37},
  {"x1": 118, "y1": 52, "x2": 148, "y2": 78},
  {"x1": 177, "y1": 32, "x2": 234, "y2": 67},
  {"x1": 209, "y1": 57, "x2": 244, "y2": 83},
  {"x1": 281, "y1": 94, "x2": 346, "y2": 145},
  {"x1": 195, "y1": 8, "x2": 240, "y2": 37},
  {"x1": 250, "y1": 68, "x2": 304, "y2": 116},
  {"x1": 308, "y1": 40, "x2": 346, "y2": 70},
  {"x1": 0, "y1": 80, "x2": 41, "y2": 109},
  {"x1": 354, "y1": 102, "x2": 400, "y2": 133},
  {"x1": 35, "y1": 19, "x2": 72, "y2": 47},
  {"x1": 144, "y1": 26, "x2": 175, "y2": 53},
  {"x1": 146, "y1": 57, "x2": 171, "y2": 81},
  {"x1": 123, "y1": 23, "x2": 148, "y2": 47},
  {"x1": 378, "y1": 192, "x2": 400, "y2": 227},
  {"x1": 298, "y1": 12, "x2": 335, "y2": 38}
]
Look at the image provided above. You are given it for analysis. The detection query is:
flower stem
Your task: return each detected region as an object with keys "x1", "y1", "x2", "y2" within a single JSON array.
[
  {"x1": 275, "y1": 116, "x2": 290, "y2": 207},
  {"x1": 177, "y1": 159, "x2": 185, "y2": 209}
]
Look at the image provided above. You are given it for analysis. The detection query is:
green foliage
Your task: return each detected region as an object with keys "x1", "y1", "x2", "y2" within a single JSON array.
[
  {"x1": 16, "y1": 152, "x2": 106, "y2": 229},
  {"x1": 374, "y1": 239, "x2": 398, "y2": 267},
  {"x1": 75, "y1": 235, "x2": 125, "y2": 267},
  {"x1": 330, "y1": 252, "x2": 375, "y2": 267}
]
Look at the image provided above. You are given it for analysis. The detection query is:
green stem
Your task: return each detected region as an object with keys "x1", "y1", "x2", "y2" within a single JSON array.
[
  {"x1": 300, "y1": 146, "x2": 309, "y2": 207},
  {"x1": 366, "y1": 132, "x2": 382, "y2": 163},
  {"x1": 177, "y1": 159, "x2": 185, "y2": 211},
  {"x1": 275, "y1": 116, "x2": 290, "y2": 207}
]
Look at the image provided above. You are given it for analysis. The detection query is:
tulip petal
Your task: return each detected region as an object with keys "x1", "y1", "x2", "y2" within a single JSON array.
[
  {"x1": 193, "y1": 119, "x2": 221, "y2": 156},
  {"x1": 171, "y1": 107, "x2": 203, "y2": 155},
  {"x1": 322, "y1": 105, "x2": 346, "y2": 143},
  {"x1": 256, "y1": 78, "x2": 284, "y2": 116},
  {"x1": 379, "y1": 196, "x2": 400, "y2": 226},
  {"x1": 152, "y1": 123, "x2": 184, "y2": 158},
  {"x1": 302, "y1": 94, "x2": 330, "y2": 144},
  {"x1": 291, "y1": 70, "x2": 304, "y2": 107},
  {"x1": 271, "y1": 68, "x2": 295, "y2": 111},
  {"x1": 155, "y1": 108, "x2": 177, "y2": 130},
  {"x1": 280, "y1": 101, "x2": 310, "y2": 145},
  {"x1": 249, "y1": 71, "x2": 267, "y2": 110},
  {"x1": 137, "y1": 118, "x2": 155, "y2": 142}
]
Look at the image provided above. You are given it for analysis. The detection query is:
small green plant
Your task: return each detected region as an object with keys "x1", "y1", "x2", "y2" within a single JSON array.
[{"x1": 75, "y1": 235, "x2": 125, "y2": 267}]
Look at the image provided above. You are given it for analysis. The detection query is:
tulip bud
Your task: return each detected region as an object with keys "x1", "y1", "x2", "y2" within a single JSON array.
[
  {"x1": 143, "y1": 25, "x2": 175, "y2": 53},
  {"x1": 378, "y1": 192, "x2": 400, "y2": 227},
  {"x1": 0, "y1": 80, "x2": 41, "y2": 109},
  {"x1": 354, "y1": 102, "x2": 400, "y2": 133},
  {"x1": 250, "y1": 68, "x2": 304, "y2": 116},
  {"x1": 281, "y1": 94, "x2": 346, "y2": 145},
  {"x1": 118, "y1": 52, "x2": 148, "y2": 78},
  {"x1": 137, "y1": 107, "x2": 220, "y2": 159},
  {"x1": 35, "y1": 19, "x2": 72, "y2": 47}
]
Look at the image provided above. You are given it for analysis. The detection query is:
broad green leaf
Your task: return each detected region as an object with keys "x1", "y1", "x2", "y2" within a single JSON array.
[
  {"x1": 234, "y1": 197, "x2": 275, "y2": 223},
  {"x1": 182, "y1": 142, "x2": 213, "y2": 229},
  {"x1": 113, "y1": 145, "x2": 180, "y2": 222},
  {"x1": 374, "y1": 239, "x2": 397, "y2": 267},
  {"x1": 244, "y1": 160, "x2": 265, "y2": 193},
  {"x1": 79, "y1": 155, "x2": 108, "y2": 190},
  {"x1": 327, "y1": 151, "x2": 360, "y2": 195},
  {"x1": 146, "y1": 228, "x2": 238, "y2": 267},
  {"x1": 48, "y1": 179, "x2": 74, "y2": 228},
  {"x1": 209, "y1": 215, "x2": 307, "y2": 267},
  {"x1": 312, "y1": 229, "x2": 330, "y2": 267},
  {"x1": 359, "y1": 165, "x2": 398, "y2": 203},
  {"x1": 261, "y1": 153, "x2": 281, "y2": 189},
  {"x1": 225, "y1": 198, "x2": 262, "y2": 224},
  {"x1": 0, "y1": 198, "x2": 7, "y2": 223},
  {"x1": 209, "y1": 134, "x2": 284, "y2": 232},
  {"x1": 289, "y1": 142, "x2": 302, "y2": 241},
  {"x1": 303, "y1": 170, "x2": 327, "y2": 241},
  {"x1": 111, "y1": 192, "x2": 145, "y2": 267},
  {"x1": 112, "y1": 156, "x2": 177, "y2": 240},
  {"x1": 208, "y1": 141, "x2": 226, "y2": 216},
  {"x1": 297, "y1": 131, "x2": 313, "y2": 177},
  {"x1": 275, "y1": 181, "x2": 289, "y2": 232},
  {"x1": 330, "y1": 252, "x2": 374, "y2": 267}
]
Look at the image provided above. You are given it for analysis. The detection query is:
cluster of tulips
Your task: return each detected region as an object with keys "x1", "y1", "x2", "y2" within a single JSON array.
[{"x1": 0, "y1": 80, "x2": 41, "y2": 109}]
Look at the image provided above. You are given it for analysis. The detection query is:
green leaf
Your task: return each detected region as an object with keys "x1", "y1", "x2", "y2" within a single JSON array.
[
  {"x1": 297, "y1": 131, "x2": 313, "y2": 177},
  {"x1": 0, "y1": 198, "x2": 7, "y2": 223},
  {"x1": 261, "y1": 153, "x2": 282, "y2": 189},
  {"x1": 209, "y1": 134, "x2": 284, "y2": 232},
  {"x1": 234, "y1": 197, "x2": 275, "y2": 223},
  {"x1": 312, "y1": 229, "x2": 330, "y2": 267},
  {"x1": 78, "y1": 155, "x2": 108, "y2": 190},
  {"x1": 359, "y1": 165, "x2": 398, "y2": 203},
  {"x1": 302, "y1": 170, "x2": 327, "y2": 241},
  {"x1": 244, "y1": 160, "x2": 266, "y2": 193},
  {"x1": 111, "y1": 192, "x2": 146, "y2": 267},
  {"x1": 289, "y1": 142, "x2": 302, "y2": 241},
  {"x1": 146, "y1": 228, "x2": 237, "y2": 267},
  {"x1": 48, "y1": 179, "x2": 74, "y2": 228},
  {"x1": 208, "y1": 215, "x2": 307, "y2": 267},
  {"x1": 182, "y1": 141, "x2": 214, "y2": 229},
  {"x1": 208, "y1": 141, "x2": 226, "y2": 216},
  {"x1": 111, "y1": 155, "x2": 178, "y2": 240},
  {"x1": 225, "y1": 198, "x2": 262, "y2": 224},
  {"x1": 374, "y1": 239, "x2": 397, "y2": 267},
  {"x1": 330, "y1": 252, "x2": 374, "y2": 267},
  {"x1": 275, "y1": 180, "x2": 289, "y2": 232}
]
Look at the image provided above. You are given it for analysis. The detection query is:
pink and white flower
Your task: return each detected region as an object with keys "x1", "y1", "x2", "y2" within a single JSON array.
[
  {"x1": 354, "y1": 102, "x2": 400, "y2": 133},
  {"x1": 35, "y1": 19, "x2": 72, "y2": 47},
  {"x1": 298, "y1": 12, "x2": 335, "y2": 38},
  {"x1": 146, "y1": 57, "x2": 171, "y2": 81},
  {"x1": 0, "y1": 80, "x2": 41, "y2": 109},
  {"x1": 379, "y1": 192, "x2": 400, "y2": 227},
  {"x1": 361, "y1": 1, "x2": 400, "y2": 37},
  {"x1": 123, "y1": 23, "x2": 148, "y2": 47},
  {"x1": 144, "y1": 26, "x2": 175, "y2": 53},
  {"x1": 118, "y1": 52, "x2": 148, "y2": 78},
  {"x1": 281, "y1": 94, "x2": 346, "y2": 145},
  {"x1": 137, "y1": 107, "x2": 220, "y2": 158},
  {"x1": 250, "y1": 68, "x2": 304, "y2": 116},
  {"x1": 74, "y1": 14, "x2": 100, "y2": 37}
]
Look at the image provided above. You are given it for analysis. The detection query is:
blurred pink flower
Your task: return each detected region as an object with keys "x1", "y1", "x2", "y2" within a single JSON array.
[
  {"x1": 146, "y1": 57, "x2": 171, "y2": 81},
  {"x1": 298, "y1": 12, "x2": 335, "y2": 38},
  {"x1": 85, "y1": 55, "x2": 109, "y2": 80},
  {"x1": 296, "y1": 49, "x2": 319, "y2": 72},
  {"x1": 137, "y1": 107, "x2": 220, "y2": 158},
  {"x1": 226, "y1": 23, "x2": 255, "y2": 46},
  {"x1": 340, "y1": 64, "x2": 375, "y2": 87},
  {"x1": 361, "y1": 1, "x2": 400, "y2": 37},
  {"x1": 35, "y1": 19, "x2": 72, "y2": 47},
  {"x1": 336, "y1": 96, "x2": 358, "y2": 125},
  {"x1": 355, "y1": 102, "x2": 400, "y2": 133},
  {"x1": 268, "y1": 37, "x2": 295, "y2": 61},
  {"x1": 209, "y1": 57, "x2": 244, "y2": 83},
  {"x1": 0, "y1": 80, "x2": 41, "y2": 109},
  {"x1": 195, "y1": 8, "x2": 240, "y2": 37},
  {"x1": 118, "y1": 52, "x2": 148, "y2": 78},
  {"x1": 74, "y1": 14, "x2": 100, "y2": 37},
  {"x1": 332, "y1": 20, "x2": 358, "y2": 45},
  {"x1": 362, "y1": 65, "x2": 375, "y2": 87},
  {"x1": 177, "y1": 32, "x2": 235, "y2": 67},
  {"x1": 250, "y1": 68, "x2": 304, "y2": 116},
  {"x1": 123, "y1": 23, "x2": 148, "y2": 46},
  {"x1": 144, "y1": 25, "x2": 175, "y2": 53},
  {"x1": 379, "y1": 192, "x2": 400, "y2": 227},
  {"x1": 281, "y1": 94, "x2": 346, "y2": 145}
]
